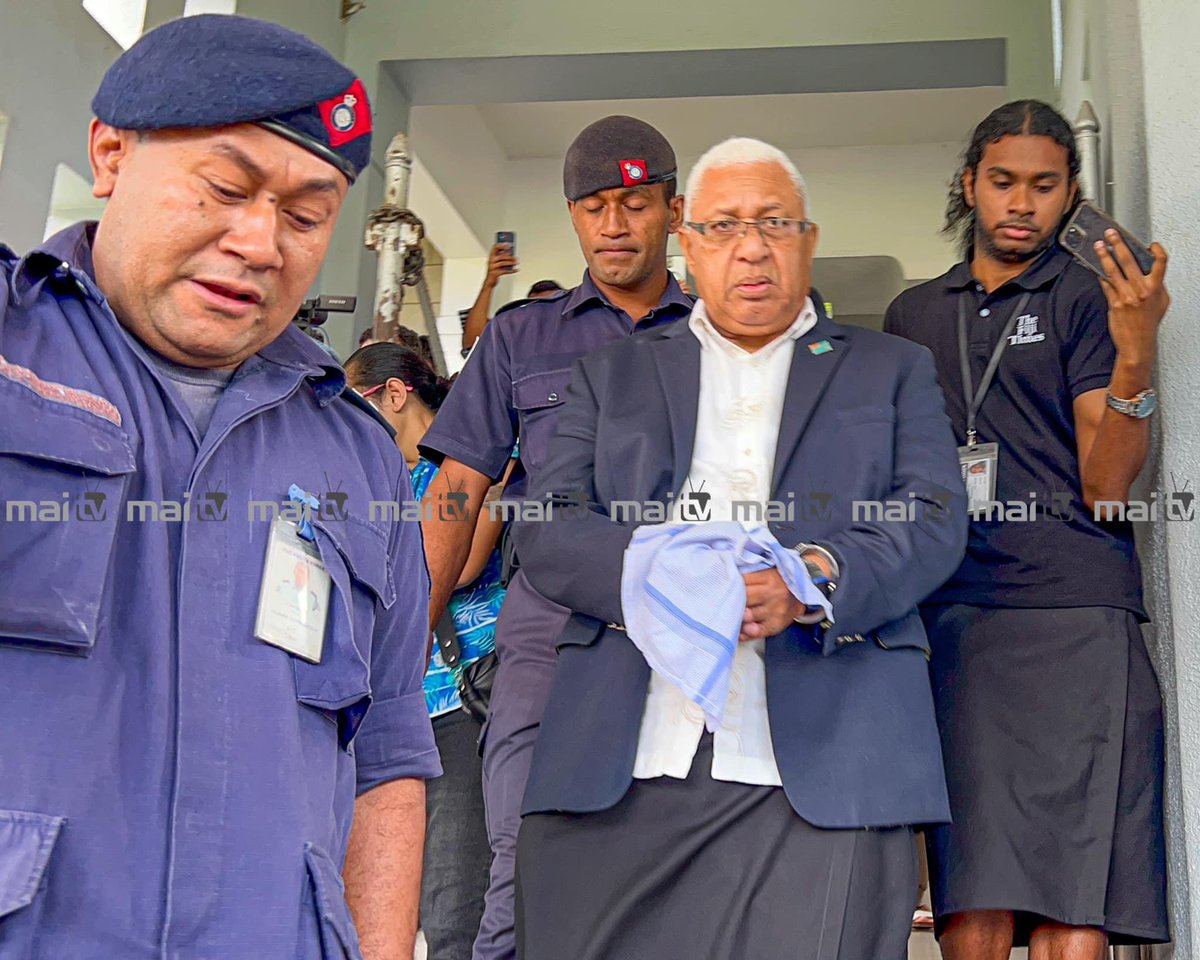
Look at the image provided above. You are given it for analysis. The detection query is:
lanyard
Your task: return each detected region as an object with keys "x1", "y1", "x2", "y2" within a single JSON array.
[{"x1": 956, "y1": 291, "x2": 1031, "y2": 447}]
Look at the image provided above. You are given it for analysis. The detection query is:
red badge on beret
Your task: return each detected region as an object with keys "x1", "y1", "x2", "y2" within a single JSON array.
[
  {"x1": 619, "y1": 159, "x2": 648, "y2": 186},
  {"x1": 319, "y1": 78, "x2": 371, "y2": 147}
]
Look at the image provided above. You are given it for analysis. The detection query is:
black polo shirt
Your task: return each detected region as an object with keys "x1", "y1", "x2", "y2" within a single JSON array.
[{"x1": 885, "y1": 245, "x2": 1144, "y2": 619}]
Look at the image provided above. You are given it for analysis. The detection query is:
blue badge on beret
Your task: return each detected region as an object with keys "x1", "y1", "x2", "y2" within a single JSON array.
[{"x1": 91, "y1": 14, "x2": 372, "y2": 182}]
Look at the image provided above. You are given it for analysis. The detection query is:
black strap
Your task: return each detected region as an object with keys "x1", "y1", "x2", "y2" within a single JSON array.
[
  {"x1": 434, "y1": 606, "x2": 462, "y2": 668},
  {"x1": 956, "y1": 291, "x2": 1032, "y2": 447}
]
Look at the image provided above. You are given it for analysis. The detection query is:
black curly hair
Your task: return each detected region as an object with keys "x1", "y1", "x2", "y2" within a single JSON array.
[{"x1": 944, "y1": 100, "x2": 1081, "y2": 257}]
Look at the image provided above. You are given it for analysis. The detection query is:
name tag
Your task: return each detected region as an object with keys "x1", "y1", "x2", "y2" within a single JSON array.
[
  {"x1": 958, "y1": 442, "x2": 999, "y2": 516},
  {"x1": 254, "y1": 517, "x2": 331, "y2": 663}
]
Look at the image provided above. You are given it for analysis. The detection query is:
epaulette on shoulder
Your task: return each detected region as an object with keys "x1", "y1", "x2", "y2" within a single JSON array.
[
  {"x1": 338, "y1": 387, "x2": 397, "y2": 440},
  {"x1": 493, "y1": 288, "x2": 570, "y2": 317}
]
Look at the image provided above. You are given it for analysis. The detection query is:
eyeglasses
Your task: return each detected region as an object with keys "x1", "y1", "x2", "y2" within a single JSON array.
[
  {"x1": 354, "y1": 380, "x2": 414, "y2": 400},
  {"x1": 684, "y1": 217, "x2": 812, "y2": 243}
]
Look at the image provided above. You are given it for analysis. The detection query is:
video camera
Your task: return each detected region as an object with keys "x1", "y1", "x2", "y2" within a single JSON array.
[
  {"x1": 294, "y1": 294, "x2": 356, "y2": 353},
  {"x1": 295, "y1": 294, "x2": 356, "y2": 328}
]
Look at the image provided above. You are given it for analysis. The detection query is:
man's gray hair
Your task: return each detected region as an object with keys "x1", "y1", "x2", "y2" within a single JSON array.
[{"x1": 684, "y1": 138, "x2": 808, "y2": 221}]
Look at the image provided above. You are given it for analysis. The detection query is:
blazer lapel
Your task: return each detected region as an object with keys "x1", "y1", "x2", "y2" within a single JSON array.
[
  {"x1": 651, "y1": 322, "x2": 701, "y2": 495},
  {"x1": 770, "y1": 313, "x2": 851, "y2": 497}
]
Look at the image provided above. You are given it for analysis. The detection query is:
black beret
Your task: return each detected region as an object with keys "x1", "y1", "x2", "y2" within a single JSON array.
[
  {"x1": 92, "y1": 14, "x2": 371, "y2": 182},
  {"x1": 563, "y1": 116, "x2": 676, "y2": 201}
]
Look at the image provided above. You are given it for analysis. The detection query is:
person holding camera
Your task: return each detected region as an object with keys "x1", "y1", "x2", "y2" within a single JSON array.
[{"x1": 346, "y1": 342, "x2": 509, "y2": 960}]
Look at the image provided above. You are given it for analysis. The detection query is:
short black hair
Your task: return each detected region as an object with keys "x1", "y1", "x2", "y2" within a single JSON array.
[
  {"x1": 944, "y1": 99, "x2": 1081, "y2": 256},
  {"x1": 357, "y1": 327, "x2": 375, "y2": 346},
  {"x1": 527, "y1": 280, "x2": 565, "y2": 297}
]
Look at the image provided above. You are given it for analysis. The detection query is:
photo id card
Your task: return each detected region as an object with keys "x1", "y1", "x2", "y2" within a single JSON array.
[
  {"x1": 255, "y1": 517, "x2": 332, "y2": 663},
  {"x1": 958, "y1": 442, "x2": 999, "y2": 516}
]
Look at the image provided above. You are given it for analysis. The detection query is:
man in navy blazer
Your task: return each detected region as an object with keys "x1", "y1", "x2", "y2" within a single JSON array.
[{"x1": 511, "y1": 137, "x2": 968, "y2": 960}]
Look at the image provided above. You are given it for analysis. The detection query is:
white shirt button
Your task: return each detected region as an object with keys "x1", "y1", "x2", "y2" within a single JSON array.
[{"x1": 979, "y1": 308, "x2": 991, "y2": 317}]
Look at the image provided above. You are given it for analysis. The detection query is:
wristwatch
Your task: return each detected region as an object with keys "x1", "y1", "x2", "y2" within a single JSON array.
[{"x1": 1106, "y1": 388, "x2": 1158, "y2": 419}]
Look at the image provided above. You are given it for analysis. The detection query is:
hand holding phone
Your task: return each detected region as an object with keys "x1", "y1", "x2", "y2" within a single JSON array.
[
  {"x1": 488, "y1": 232, "x2": 518, "y2": 284},
  {"x1": 495, "y1": 231, "x2": 517, "y2": 259},
  {"x1": 1060, "y1": 202, "x2": 1154, "y2": 280},
  {"x1": 1060, "y1": 202, "x2": 1169, "y2": 358}
]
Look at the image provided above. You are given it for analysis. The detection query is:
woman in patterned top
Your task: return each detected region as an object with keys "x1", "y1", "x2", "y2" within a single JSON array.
[{"x1": 346, "y1": 342, "x2": 507, "y2": 960}]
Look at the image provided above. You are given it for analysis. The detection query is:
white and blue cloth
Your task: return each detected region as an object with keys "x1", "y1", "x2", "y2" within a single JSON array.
[{"x1": 620, "y1": 522, "x2": 833, "y2": 731}]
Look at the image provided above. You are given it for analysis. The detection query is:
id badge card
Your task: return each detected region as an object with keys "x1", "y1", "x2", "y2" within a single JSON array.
[
  {"x1": 957, "y1": 442, "x2": 999, "y2": 516},
  {"x1": 255, "y1": 517, "x2": 332, "y2": 663}
]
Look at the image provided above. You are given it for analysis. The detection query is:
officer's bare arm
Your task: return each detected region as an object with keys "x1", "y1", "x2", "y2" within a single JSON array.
[
  {"x1": 344, "y1": 778, "x2": 425, "y2": 960},
  {"x1": 420, "y1": 457, "x2": 494, "y2": 630}
]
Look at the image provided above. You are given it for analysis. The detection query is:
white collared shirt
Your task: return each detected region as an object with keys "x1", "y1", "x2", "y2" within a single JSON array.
[{"x1": 632, "y1": 297, "x2": 818, "y2": 786}]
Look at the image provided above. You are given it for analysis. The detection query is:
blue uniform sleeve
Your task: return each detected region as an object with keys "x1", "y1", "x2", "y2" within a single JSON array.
[
  {"x1": 418, "y1": 317, "x2": 518, "y2": 481},
  {"x1": 1064, "y1": 276, "x2": 1116, "y2": 399},
  {"x1": 354, "y1": 467, "x2": 441, "y2": 793}
]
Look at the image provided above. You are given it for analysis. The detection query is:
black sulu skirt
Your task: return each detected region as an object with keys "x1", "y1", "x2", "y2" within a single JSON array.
[
  {"x1": 515, "y1": 734, "x2": 919, "y2": 960},
  {"x1": 922, "y1": 604, "x2": 1169, "y2": 946}
]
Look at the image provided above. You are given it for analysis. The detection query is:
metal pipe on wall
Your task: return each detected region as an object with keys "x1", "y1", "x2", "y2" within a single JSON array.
[
  {"x1": 365, "y1": 132, "x2": 423, "y2": 345},
  {"x1": 1074, "y1": 100, "x2": 1103, "y2": 205}
]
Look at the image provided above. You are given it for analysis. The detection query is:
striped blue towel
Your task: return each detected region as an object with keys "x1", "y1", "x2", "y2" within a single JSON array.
[{"x1": 620, "y1": 522, "x2": 833, "y2": 731}]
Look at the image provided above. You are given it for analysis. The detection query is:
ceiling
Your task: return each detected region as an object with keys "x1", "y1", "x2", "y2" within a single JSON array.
[
  {"x1": 470, "y1": 86, "x2": 1007, "y2": 160},
  {"x1": 386, "y1": 39, "x2": 1006, "y2": 106}
]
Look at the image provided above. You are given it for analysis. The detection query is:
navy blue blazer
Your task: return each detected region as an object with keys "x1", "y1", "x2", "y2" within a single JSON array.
[{"x1": 513, "y1": 306, "x2": 968, "y2": 829}]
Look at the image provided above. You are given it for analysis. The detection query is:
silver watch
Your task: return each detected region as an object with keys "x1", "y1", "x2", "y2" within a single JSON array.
[{"x1": 1106, "y1": 388, "x2": 1157, "y2": 419}]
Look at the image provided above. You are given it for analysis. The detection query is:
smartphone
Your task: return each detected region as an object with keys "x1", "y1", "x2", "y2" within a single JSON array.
[
  {"x1": 1060, "y1": 202, "x2": 1155, "y2": 280},
  {"x1": 495, "y1": 231, "x2": 517, "y2": 259}
]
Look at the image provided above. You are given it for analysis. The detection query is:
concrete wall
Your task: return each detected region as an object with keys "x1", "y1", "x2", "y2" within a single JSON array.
[
  {"x1": 0, "y1": 0, "x2": 127, "y2": 249},
  {"x1": 343, "y1": 0, "x2": 1054, "y2": 100},
  {"x1": 408, "y1": 106, "x2": 509, "y2": 263},
  {"x1": 1060, "y1": 3, "x2": 1191, "y2": 955},
  {"x1": 1139, "y1": 0, "x2": 1200, "y2": 955}
]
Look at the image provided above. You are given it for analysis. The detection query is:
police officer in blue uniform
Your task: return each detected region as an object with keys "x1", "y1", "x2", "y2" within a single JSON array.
[
  {"x1": 417, "y1": 116, "x2": 693, "y2": 960},
  {"x1": 0, "y1": 16, "x2": 438, "y2": 959}
]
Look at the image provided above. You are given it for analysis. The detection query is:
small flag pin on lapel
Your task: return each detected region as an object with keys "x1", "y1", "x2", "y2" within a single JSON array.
[{"x1": 808, "y1": 339, "x2": 833, "y2": 355}]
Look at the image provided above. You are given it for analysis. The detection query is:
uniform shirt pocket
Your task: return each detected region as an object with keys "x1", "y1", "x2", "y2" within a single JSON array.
[
  {"x1": 300, "y1": 841, "x2": 364, "y2": 960},
  {"x1": 511, "y1": 367, "x2": 573, "y2": 477},
  {"x1": 0, "y1": 808, "x2": 65, "y2": 958},
  {"x1": 292, "y1": 516, "x2": 394, "y2": 749},
  {"x1": 0, "y1": 387, "x2": 135, "y2": 655}
]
